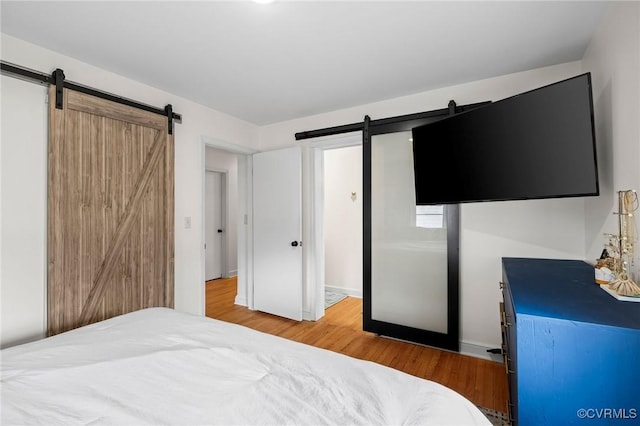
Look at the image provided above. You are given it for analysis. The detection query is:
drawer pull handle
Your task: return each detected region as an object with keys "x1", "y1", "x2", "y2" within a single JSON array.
[{"x1": 501, "y1": 311, "x2": 513, "y2": 327}]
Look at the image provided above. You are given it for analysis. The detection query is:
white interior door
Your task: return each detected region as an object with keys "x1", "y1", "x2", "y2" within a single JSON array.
[
  {"x1": 253, "y1": 146, "x2": 302, "y2": 321},
  {"x1": 205, "y1": 171, "x2": 223, "y2": 280}
]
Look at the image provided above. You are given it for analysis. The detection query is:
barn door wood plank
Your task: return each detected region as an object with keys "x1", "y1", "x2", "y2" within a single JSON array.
[
  {"x1": 66, "y1": 89, "x2": 166, "y2": 130},
  {"x1": 47, "y1": 86, "x2": 66, "y2": 335},
  {"x1": 78, "y1": 130, "x2": 165, "y2": 327}
]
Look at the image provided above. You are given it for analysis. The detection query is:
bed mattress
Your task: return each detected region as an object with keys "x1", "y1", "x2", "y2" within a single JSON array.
[{"x1": 1, "y1": 307, "x2": 489, "y2": 425}]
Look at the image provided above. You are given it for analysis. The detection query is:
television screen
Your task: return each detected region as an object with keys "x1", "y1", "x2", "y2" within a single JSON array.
[{"x1": 412, "y1": 73, "x2": 599, "y2": 204}]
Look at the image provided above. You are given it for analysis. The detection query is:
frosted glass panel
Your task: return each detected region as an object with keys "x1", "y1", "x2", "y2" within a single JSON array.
[{"x1": 371, "y1": 131, "x2": 448, "y2": 333}]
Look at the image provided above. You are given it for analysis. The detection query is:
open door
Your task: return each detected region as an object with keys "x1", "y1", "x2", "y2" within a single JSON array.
[{"x1": 252, "y1": 146, "x2": 303, "y2": 321}]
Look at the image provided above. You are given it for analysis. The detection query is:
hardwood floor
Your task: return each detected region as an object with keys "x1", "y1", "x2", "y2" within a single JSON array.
[{"x1": 206, "y1": 277, "x2": 508, "y2": 413}]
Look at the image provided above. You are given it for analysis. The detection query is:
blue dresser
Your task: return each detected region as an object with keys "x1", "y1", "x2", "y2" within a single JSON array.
[{"x1": 501, "y1": 257, "x2": 640, "y2": 425}]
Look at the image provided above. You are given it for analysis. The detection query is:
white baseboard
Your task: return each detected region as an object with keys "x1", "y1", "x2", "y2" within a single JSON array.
[
  {"x1": 325, "y1": 285, "x2": 362, "y2": 299},
  {"x1": 226, "y1": 269, "x2": 238, "y2": 277},
  {"x1": 234, "y1": 295, "x2": 247, "y2": 307},
  {"x1": 460, "y1": 341, "x2": 503, "y2": 363},
  {"x1": 377, "y1": 334, "x2": 503, "y2": 363}
]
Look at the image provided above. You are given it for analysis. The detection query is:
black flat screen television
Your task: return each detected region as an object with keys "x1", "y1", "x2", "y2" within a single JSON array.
[{"x1": 412, "y1": 73, "x2": 599, "y2": 204}]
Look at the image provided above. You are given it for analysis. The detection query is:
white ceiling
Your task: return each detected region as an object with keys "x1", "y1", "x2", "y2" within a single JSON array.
[{"x1": 1, "y1": 1, "x2": 609, "y2": 125}]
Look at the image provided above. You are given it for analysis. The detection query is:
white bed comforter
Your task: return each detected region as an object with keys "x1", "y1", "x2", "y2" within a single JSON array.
[{"x1": 1, "y1": 308, "x2": 489, "y2": 425}]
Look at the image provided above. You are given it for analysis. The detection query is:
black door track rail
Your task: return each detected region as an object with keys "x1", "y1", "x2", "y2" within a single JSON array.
[{"x1": 1, "y1": 61, "x2": 181, "y2": 135}]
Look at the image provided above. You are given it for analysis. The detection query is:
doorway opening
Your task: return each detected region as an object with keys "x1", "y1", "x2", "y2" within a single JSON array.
[
  {"x1": 310, "y1": 133, "x2": 363, "y2": 320},
  {"x1": 322, "y1": 145, "x2": 363, "y2": 309},
  {"x1": 204, "y1": 147, "x2": 237, "y2": 282},
  {"x1": 201, "y1": 138, "x2": 256, "y2": 314}
]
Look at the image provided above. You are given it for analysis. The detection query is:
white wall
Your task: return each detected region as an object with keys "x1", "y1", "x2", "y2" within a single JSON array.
[
  {"x1": 260, "y1": 61, "x2": 590, "y2": 353},
  {"x1": 205, "y1": 147, "x2": 239, "y2": 277},
  {"x1": 323, "y1": 145, "x2": 362, "y2": 296},
  {"x1": 582, "y1": 1, "x2": 640, "y2": 279},
  {"x1": 0, "y1": 77, "x2": 48, "y2": 348},
  {"x1": 0, "y1": 34, "x2": 259, "y2": 347}
]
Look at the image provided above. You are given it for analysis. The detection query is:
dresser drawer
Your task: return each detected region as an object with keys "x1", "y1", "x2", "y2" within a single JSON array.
[{"x1": 500, "y1": 280, "x2": 518, "y2": 425}]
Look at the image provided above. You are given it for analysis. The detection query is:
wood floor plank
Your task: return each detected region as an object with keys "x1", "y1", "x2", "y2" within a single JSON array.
[{"x1": 205, "y1": 277, "x2": 508, "y2": 413}]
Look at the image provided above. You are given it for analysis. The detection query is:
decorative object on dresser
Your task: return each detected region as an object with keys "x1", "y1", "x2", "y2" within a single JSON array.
[
  {"x1": 606, "y1": 189, "x2": 639, "y2": 297},
  {"x1": 500, "y1": 257, "x2": 640, "y2": 426}
]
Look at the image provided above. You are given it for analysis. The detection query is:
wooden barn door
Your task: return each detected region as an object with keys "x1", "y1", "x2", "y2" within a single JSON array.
[{"x1": 47, "y1": 87, "x2": 174, "y2": 335}]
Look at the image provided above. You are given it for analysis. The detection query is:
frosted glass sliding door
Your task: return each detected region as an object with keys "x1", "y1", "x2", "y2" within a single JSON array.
[
  {"x1": 363, "y1": 113, "x2": 460, "y2": 352},
  {"x1": 371, "y1": 131, "x2": 449, "y2": 333}
]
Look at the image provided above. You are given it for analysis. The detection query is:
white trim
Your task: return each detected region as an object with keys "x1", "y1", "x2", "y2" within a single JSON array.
[
  {"x1": 205, "y1": 166, "x2": 229, "y2": 174},
  {"x1": 324, "y1": 285, "x2": 362, "y2": 299},
  {"x1": 242, "y1": 155, "x2": 254, "y2": 310},
  {"x1": 310, "y1": 146, "x2": 325, "y2": 320},
  {"x1": 202, "y1": 136, "x2": 258, "y2": 155},
  {"x1": 378, "y1": 335, "x2": 503, "y2": 362},
  {"x1": 459, "y1": 341, "x2": 503, "y2": 363},
  {"x1": 309, "y1": 132, "x2": 362, "y2": 149},
  {"x1": 300, "y1": 146, "x2": 314, "y2": 321},
  {"x1": 234, "y1": 295, "x2": 247, "y2": 307}
]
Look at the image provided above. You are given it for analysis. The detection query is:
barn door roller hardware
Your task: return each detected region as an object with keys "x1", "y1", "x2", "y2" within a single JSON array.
[
  {"x1": 1, "y1": 61, "x2": 182, "y2": 134},
  {"x1": 448, "y1": 99, "x2": 457, "y2": 116},
  {"x1": 52, "y1": 68, "x2": 65, "y2": 109}
]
